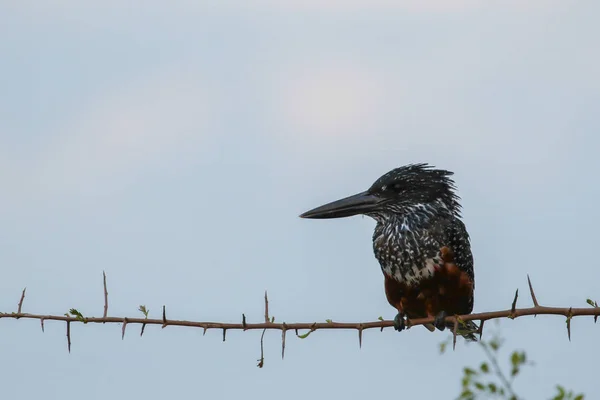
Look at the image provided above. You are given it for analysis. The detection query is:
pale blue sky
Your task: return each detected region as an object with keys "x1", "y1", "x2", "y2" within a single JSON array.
[{"x1": 1, "y1": 2, "x2": 599, "y2": 399}]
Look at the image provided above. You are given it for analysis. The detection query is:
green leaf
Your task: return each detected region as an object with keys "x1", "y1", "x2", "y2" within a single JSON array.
[
  {"x1": 479, "y1": 362, "x2": 489, "y2": 373},
  {"x1": 510, "y1": 351, "x2": 519, "y2": 366},
  {"x1": 377, "y1": 316, "x2": 384, "y2": 321},
  {"x1": 554, "y1": 385, "x2": 566, "y2": 400},
  {"x1": 325, "y1": 319, "x2": 332, "y2": 323},
  {"x1": 463, "y1": 367, "x2": 477, "y2": 376},
  {"x1": 586, "y1": 298, "x2": 598, "y2": 308},
  {"x1": 439, "y1": 337, "x2": 451, "y2": 354},
  {"x1": 574, "y1": 394, "x2": 584, "y2": 400},
  {"x1": 138, "y1": 305, "x2": 149, "y2": 318},
  {"x1": 488, "y1": 383, "x2": 497, "y2": 393},
  {"x1": 297, "y1": 331, "x2": 312, "y2": 339},
  {"x1": 69, "y1": 308, "x2": 87, "y2": 323},
  {"x1": 461, "y1": 376, "x2": 470, "y2": 388},
  {"x1": 520, "y1": 351, "x2": 527, "y2": 363},
  {"x1": 489, "y1": 338, "x2": 500, "y2": 351},
  {"x1": 439, "y1": 342, "x2": 447, "y2": 354},
  {"x1": 474, "y1": 382, "x2": 485, "y2": 391},
  {"x1": 271, "y1": 316, "x2": 275, "y2": 323}
]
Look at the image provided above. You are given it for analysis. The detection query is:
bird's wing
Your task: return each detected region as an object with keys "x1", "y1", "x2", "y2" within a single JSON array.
[{"x1": 445, "y1": 218, "x2": 474, "y2": 283}]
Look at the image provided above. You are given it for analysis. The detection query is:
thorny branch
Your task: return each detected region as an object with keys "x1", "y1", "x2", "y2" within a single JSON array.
[{"x1": 1, "y1": 273, "x2": 599, "y2": 367}]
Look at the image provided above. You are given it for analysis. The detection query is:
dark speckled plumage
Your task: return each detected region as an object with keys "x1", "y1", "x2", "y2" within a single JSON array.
[
  {"x1": 301, "y1": 163, "x2": 478, "y2": 341},
  {"x1": 369, "y1": 165, "x2": 473, "y2": 291}
]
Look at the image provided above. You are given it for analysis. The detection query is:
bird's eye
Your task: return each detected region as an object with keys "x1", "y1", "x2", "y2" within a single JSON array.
[{"x1": 380, "y1": 183, "x2": 403, "y2": 193}]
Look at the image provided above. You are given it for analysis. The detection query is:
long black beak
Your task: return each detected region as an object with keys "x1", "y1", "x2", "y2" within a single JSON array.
[{"x1": 299, "y1": 191, "x2": 381, "y2": 219}]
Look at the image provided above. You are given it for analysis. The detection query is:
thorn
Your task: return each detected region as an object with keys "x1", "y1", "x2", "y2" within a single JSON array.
[
  {"x1": 222, "y1": 328, "x2": 227, "y2": 342},
  {"x1": 527, "y1": 274, "x2": 539, "y2": 308},
  {"x1": 17, "y1": 287, "x2": 26, "y2": 316},
  {"x1": 102, "y1": 271, "x2": 108, "y2": 319},
  {"x1": 203, "y1": 326, "x2": 207, "y2": 336},
  {"x1": 358, "y1": 324, "x2": 363, "y2": 349},
  {"x1": 509, "y1": 289, "x2": 519, "y2": 319},
  {"x1": 567, "y1": 307, "x2": 573, "y2": 342},
  {"x1": 66, "y1": 321, "x2": 72, "y2": 353},
  {"x1": 122, "y1": 318, "x2": 128, "y2": 340},
  {"x1": 294, "y1": 328, "x2": 298, "y2": 336},
  {"x1": 257, "y1": 328, "x2": 267, "y2": 368},
  {"x1": 478, "y1": 320, "x2": 485, "y2": 340},
  {"x1": 452, "y1": 318, "x2": 458, "y2": 351},
  {"x1": 242, "y1": 314, "x2": 247, "y2": 330},
  {"x1": 162, "y1": 305, "x2": 167, "y2": 328},
  {"x1": 140, "y1": 323, "x2": 146, "y2": 337},
  {"x1": 281, "y1": 324, "x2": 287, "y2": 360},
  {"x1": 264, "y1": 291, "x2": 269, "y2": 323},
  {"x1": 40, "y1": 318, "x2": 45, "y2": 333}
]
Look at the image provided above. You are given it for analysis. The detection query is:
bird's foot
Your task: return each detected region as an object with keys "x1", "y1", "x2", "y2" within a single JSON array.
[
  {"x1": 434, "y1": 310, "x2": 448, "y2": 331},
  {"x1": 393, "y1": 312, "x2": 407, "y2": 332}
]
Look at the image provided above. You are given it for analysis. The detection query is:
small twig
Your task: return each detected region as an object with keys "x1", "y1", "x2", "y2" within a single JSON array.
[
  {"x1": 527, "y1": 274, "x2": 539, "y2": 307},
  {"x1": 264, "y1": 291, "x2": 269, "y2": 323},
  {"x1": 17, "y1": 288, "x2": 26, "y2": 316},
  {"x1": 102, "y1": 271, "x2": 108, "y2": 319},
  {"x1": 479, "y1": 340, "x2": 518, "y2": 399},
  {"x1": 66, "y1": 321, "x2": 71, "y2": 353}
]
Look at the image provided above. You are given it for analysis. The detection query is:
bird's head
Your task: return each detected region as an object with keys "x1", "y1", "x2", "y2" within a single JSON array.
[{"x1": 300, "y1": 163, "x2": 461, "y2": 223}]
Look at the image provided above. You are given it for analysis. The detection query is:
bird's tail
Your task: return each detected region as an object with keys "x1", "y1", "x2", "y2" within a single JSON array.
[
  {"x1": 423, "y1": 319, "x2": 479, "y2": 341},
  {"x1": 451, "y1": 319, "x2": 479, "y2": 342}
]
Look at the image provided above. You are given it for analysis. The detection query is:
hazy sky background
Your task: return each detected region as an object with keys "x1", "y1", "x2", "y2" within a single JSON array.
[{"x1": 1, "y1": 1, "x2": 598, "y2": 399}]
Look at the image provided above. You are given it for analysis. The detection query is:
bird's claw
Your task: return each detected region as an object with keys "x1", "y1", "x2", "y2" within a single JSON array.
[
  {"x1": 434, "y1": 310, "x2": 447, "y2": 331},
  {"x1": 393, "y1": 312, "x2": 406, "y2": 332}
]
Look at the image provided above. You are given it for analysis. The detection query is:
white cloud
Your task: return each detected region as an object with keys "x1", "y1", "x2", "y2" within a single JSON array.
[
  {"x1": 31, "y1": 66, "x2": 213, "y2": 197},
  {"x1": 276, "y1": 61, "x2": 386, "y2": 140}
]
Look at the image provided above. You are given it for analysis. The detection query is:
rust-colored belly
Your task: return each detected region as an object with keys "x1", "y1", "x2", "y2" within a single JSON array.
[{"x1": 384, "y1": 260, "x2": 473, "y2": 319}]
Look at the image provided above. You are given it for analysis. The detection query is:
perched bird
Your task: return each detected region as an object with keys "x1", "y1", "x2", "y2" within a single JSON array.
[{"x1": 300, "y1": 163, "x2": 478, "y2": 341}]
